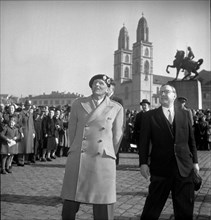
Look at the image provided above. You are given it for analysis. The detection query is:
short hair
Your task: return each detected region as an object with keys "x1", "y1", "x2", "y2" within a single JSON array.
[{"x1": 160, "y1": 83, "x2": 177, "y2": 94}]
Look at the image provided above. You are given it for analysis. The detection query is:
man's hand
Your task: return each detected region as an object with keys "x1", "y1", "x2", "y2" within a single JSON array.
[
  {"x1": 140, "y1": 164, "x2": 150, "y2": 180},
  {"x1": 193, "y1": 163, "x2": 200, "y2": 174}
]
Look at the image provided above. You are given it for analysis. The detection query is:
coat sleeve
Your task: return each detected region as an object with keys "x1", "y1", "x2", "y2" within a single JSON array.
[
  {"x1": 187, "y1": 110, "x2": 198, "y2": 163},
  {"x1": 67, "y1": 100, "x2": 78, "y2": 148},
  {"x1": 112, "y1": 105, "x2": 124, "y2": 154}
]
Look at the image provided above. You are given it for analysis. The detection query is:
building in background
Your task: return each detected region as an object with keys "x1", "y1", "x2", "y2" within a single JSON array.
[
  {"x1": 198, "y1": 70, "x2": 211, "y2": 109},
  {"x1": 21, "y1": 91, "x2": 83, "y2": 107},
  {"x1": 113, "y1": 14, "x2": 210, "y2": 110}
]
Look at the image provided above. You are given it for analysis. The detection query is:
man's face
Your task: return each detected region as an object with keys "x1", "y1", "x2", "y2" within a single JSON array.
[
  {"x1": 49, "y1": 110, "x2": 55, "y2": 118},
  {"x1": 141, "y1": 103, "x2": 149, "y2": 112},
  {"x1": 91, "y1": 79, "x2": 108, "y2": 96},
  {"x1": 159, "y1": 85, "x2": 176, "y2": 107},
  {"x1": 9, "y1": 105, "x2": 15, "y2": 114},
  {"x1": 9, "y1": 119, "x2": 15, "y2": 128},
  {"x1": 55, "y1": 110, "x2": 61, "y2": 118}
]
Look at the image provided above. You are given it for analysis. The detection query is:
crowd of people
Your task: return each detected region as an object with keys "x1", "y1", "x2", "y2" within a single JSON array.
[
  {"x1": 0, "y1": 95, "x2": 210, "y2": 175},
  {"x1": 1, "y1": 74, "x2": 209, "y2": 220},
  {"x1": 121, "y1": 103, "x2": 211, "y2": 154},
  {"x1": 0, "y1": 101, "x2": 71, "y2": 174}
]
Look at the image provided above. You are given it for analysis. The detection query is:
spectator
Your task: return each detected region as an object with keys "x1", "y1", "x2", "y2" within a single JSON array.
[
  {"x1": 198, "y1": 113, "x2": 208, "y2": 150},
  {"x1": 133, "y1": 99, "x2": 151, "y2": 167},
  {"x1": 44, "y1": 107, "x2": 58, "y2": 161},
  {"x1": 0, "y1": 116, "x2": 20, "y2": 174},
  {"x1": 17, "y1": 100, "x2": 35, "y2": 166}
]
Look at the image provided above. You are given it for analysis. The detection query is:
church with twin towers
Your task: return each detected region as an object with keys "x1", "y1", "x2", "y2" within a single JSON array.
[{"x1": 113, "y1": 14, "x2": 173, "y2": 110}]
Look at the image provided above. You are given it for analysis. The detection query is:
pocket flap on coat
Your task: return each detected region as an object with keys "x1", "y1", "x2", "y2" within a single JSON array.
[{"x1": 103, "y1": 148, "x2": 116, "y2": 159}]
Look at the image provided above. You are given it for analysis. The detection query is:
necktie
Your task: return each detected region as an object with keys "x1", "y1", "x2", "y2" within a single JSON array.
[{"x1": 168, "y1": 109, "x2": 173, "y2": 124}]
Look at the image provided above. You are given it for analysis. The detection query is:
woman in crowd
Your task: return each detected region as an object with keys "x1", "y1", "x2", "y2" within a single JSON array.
[{"x1": 0, "y1": 116, "x2": 20, "y2": 174}]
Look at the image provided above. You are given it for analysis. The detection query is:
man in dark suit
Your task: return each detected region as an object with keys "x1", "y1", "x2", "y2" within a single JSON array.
[
  {"x1": 107, "y1": 79, "x2": 124, "y2": 165},
  {"x1": 139, "y1": 84, "x2": 199, "y2": 220},
  {"x1": 133, "y1": 99, "x2": 150, "y2": 167}
]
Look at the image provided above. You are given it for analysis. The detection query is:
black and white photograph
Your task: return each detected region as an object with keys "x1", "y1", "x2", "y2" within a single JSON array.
[{"x1": 0, "y1": 0, "x2": 210, "y2": 220}]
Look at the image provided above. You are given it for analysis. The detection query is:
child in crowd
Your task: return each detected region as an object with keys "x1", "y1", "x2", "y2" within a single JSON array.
[{"x1": 0, "y1": 116, "x2": 20, "y2": 174}]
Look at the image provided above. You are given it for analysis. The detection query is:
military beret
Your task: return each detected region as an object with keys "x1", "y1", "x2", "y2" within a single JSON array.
[{"x1": 89, "y1": 74, "x2": 111, "y2": 88}]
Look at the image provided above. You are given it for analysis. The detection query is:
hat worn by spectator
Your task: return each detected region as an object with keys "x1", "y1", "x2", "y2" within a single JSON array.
[
  {"x1": 24, "y1": 99, "x2": 32, "y2": 106},
  {"x1": 177, "y1": 97, "x2": 187, "y2": 103},
  {"x1": 89, "y1": 74, "x2": 111, "y2": 88},
  {"x1": 140, "y1": 99, "x2": 150, "y2": 105}
]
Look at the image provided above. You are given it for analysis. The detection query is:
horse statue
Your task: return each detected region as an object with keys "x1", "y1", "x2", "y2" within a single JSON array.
[{"x1": 166, "y1": 50, "x2": 203, "y2": 81}]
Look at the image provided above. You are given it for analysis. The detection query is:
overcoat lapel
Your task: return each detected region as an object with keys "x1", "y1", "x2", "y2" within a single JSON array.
[
  {"x1": 87, "y1": 96, "x2": 114, "y2": 124},
  {"x1": 80, "y1": 96, "x2": 94, "y2": 115}
]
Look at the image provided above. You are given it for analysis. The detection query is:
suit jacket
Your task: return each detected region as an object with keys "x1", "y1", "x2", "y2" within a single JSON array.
[
  {"x1": 139, "y1": 106, "x2": 198, "y2": 177},
  {"x1": 133, "y1": 111, "x2": 145, "y2": 147},
  {"x1": 61, "y1": 95, "x2": 124, "y2": 204}
]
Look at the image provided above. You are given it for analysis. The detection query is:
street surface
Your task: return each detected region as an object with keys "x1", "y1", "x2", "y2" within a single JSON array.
[{"x1": 1, "y1": 151, "x2": 211, "y2": 220}]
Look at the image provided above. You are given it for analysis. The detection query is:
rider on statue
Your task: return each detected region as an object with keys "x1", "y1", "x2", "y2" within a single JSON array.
[
  {"x1": 166, "y1": 46, "x2": 203, "y2": 81},
  {"x1": 186, "y1": 46, "x2": 195, "y2": 60}
]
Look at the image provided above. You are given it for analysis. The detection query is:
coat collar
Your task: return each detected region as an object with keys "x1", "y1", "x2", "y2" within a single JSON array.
[{"x1": 81, "y1": 96, "x2": 114, "y2": 124}]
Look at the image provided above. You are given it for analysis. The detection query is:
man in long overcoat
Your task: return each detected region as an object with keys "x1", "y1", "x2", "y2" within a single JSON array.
[
  {"x1": 17, "y1": 100, "x2": 35, "y2": 165},
  {"x1": 61, "y1": 74, "x2": 124, "y2": 220}
]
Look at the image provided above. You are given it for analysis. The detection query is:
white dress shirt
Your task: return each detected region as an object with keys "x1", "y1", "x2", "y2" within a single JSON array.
[{"x1": 162, "y1": 106, "x2": 175, "y2": 123}]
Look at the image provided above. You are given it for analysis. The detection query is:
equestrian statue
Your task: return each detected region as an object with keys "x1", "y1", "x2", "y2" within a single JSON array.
[{"x1": 166, "y1": 47, "x2": 203, "y2": 81}]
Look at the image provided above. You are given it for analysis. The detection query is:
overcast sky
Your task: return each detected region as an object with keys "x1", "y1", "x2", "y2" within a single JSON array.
[{"x1": 1, "y1": 0, "x2": 210, "y2": 97}]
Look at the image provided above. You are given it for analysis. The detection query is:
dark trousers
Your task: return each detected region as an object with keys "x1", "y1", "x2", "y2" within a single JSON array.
[
  {"x1": 62, "y1": 200, "x2": 114, "y2": 220},
  {"x1": 141, "y1": 168, "x2": 194, "y2": 220}
]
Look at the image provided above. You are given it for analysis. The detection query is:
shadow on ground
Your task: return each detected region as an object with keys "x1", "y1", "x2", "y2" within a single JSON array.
[{"x1": 1, "y1": 194, "x2": 62, "y2": 206}]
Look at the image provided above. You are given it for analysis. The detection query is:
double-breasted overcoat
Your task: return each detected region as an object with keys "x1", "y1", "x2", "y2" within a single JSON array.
[
  {"x1": 18, "y1": 110, "x2": 35, "y2": 154},
  {"x1": 61, "y1": 95, "x2": 124, "y2": 204}
]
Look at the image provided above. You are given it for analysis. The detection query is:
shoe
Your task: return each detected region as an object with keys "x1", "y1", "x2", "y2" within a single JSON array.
[
  {"x1": 24, "y1": 161, "x2": 31, "y2": 165},
  {"x1": 46, "y1": 158, "x2": 52, "y2": 161},
  {"x1": 51, "y1": 156, "x2": 56, "y2": 159},
  {"x1": 40, "y1": 158, "x2": 46, "y2": 162},
  {"x1": 17, "y1": 163, "x2": 24, "y2": 167},
  {"x1": 1, "y1": 169, "x2": 7, "y2": 174},
  {"x1": 6, "y1": 168, "x2": 12, "y2": 173}
]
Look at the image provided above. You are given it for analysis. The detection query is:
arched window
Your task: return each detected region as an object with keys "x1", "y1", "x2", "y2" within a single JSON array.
[
  {"x1": 125, "y1": 86, "x2": 129, "y2": 100},
  {"x1": 145, "y1": 48, "x2": 149, "y2": 57},
  {"x1": 124, "y1": 67, "x2": 129, "y2": 78},
  {"x1": 125, "y1": 54, "x2": 129, "y2": 63},
  {"x1": 144, "y1": 60, "x2": 149, "y2": 81}
]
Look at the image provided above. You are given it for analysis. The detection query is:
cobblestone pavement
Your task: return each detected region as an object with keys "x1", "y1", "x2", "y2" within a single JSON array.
[{"x1": 1, "y1": 151, "x2": 211, "y2": 220}]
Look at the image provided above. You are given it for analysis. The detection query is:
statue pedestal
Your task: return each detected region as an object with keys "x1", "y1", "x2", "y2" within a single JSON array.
[{"x1": 168, "y1": 80, "x2": 202, "y2": 109}]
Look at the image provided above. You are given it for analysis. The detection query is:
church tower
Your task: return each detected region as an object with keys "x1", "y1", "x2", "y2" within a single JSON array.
[
  {"x1": 114, "y1": 24, "x2": 132, "y2": 101},
  {"x1": 132, "y1": 14, "x2": 153, "y2": 109}
]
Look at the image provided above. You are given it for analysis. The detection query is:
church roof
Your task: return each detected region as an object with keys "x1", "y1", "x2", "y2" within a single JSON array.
[
  {"x1": 138, "y1": 15, "x2": 148, "y2": 29},
  {"x1": 119, "y1": 25, "x2": 128, "y2": 36},
  {"x1": 198, "y1": 70, "x2": 211, "y2": 85}
]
